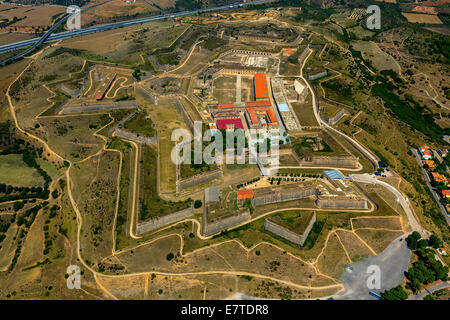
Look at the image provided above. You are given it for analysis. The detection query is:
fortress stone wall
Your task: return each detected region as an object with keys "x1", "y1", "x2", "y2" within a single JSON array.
[
  {"x1": 316, "y1": 196, "x2": 368, "y2": 210},
  {"x1": 264, "y1": 212, "x2": 316, "y2": 246},
  {"x1": 219, "y1": 49, "x2": 276, "y2": 58},
  {"x1": 177, "y1": 168, "x2": 223, "y2": 192},
  {"x1": 175, "y1": 99, "x2": 195, "y2": 133},
  {"x1": 301, "y1": 155, "x2": 359, "y2": 169},
  {"x1": 252, "y1": 186, "x2": 317, "y2": 207},
  {"x1": 136, "y1": 204, "x2": 194, "y2": 235},
  {"x1": 327, "y1": 108, "x2": 349, "y2": 125},
  {"x1": 114, "y1": 128, "x2": 157, "y2": 146},
  {"x1": 203, "y1": 209, "x2": 251, "y2": 236},
  {"x1": 307, "y1": 70, "x2": 328, "y2": 81}
]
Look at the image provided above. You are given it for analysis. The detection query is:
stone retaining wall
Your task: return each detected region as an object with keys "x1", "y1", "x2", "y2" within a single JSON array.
[
  {"x1": 136, "y1": 204, "x2": 194, "y2": 235},
  {"x1": 177, "y1": 168, "x2": 223, "y2": 192},
  {"x1": 203, "y1": 209, "x2": 251, "y2": 236},
  {"x1": 264, "y1": 212, "x2": 316, "y2": 246}
]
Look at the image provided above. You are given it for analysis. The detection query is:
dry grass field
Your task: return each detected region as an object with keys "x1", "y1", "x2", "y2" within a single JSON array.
[
  {"x1": 81, "y1": 0, "x2": 158, "y2": 27},
  {"x1": 0, "y1": 32, "x2": 34, "y2": 45},
  {"x1": 0, "y1": 154, "x2": 44, "y2": 187},
  {"x1": 402, "y1": 13, "x2": 443, "y2": 24},
  {"x1": 71, "y1": 150, "x2": 121, "y2": 267},
  {"x1": 351, "y1": 40, "x2": 400, "y2": 73},
  {"x1": 0, "y1": 4, "x2": 64, "y2": 28}
]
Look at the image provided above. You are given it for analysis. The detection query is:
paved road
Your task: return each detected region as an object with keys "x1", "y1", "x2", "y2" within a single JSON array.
[
  {"x1": 350, "y1": 173, "x2": 427, "y2": 236},
  {"x1": 331, "y1": 235, "x2": 411, "y2": 300},
  {"x1": 299, "y1": 48, "x2": 379, "y2": 170},
  {"x1": 0, "y1": 0, "x2": 271, "y2": 55},
  {"x1": 411, "y1": 148, "x2": 450, "y2": 224},
  {"x1": 408, "y1": 281, "x2": 450, "y2": 300},
  {"x1": 0, "y1": 0, "x2": 113, "y2": 63}
]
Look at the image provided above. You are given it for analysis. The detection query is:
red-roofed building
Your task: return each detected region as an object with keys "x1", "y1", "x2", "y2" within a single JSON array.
[
  {"x1": 442, "y1": 190, "x2": 450, "y2": 198},
  {"x1": 254, "y1": 73, "x2": 269, "y2": 100},
  {"x1": 237, "y1": 189, "x2": 254, "y2": 200},
  {"x1": 217, "y1": 102, "x2": 235, "y2": 109},
  {"x1": 419, "y1": 146, "x2": 432, "y2": 160},
  {"x1": 431, "y1": 172, "x2": 448, "y2": 184},
  {"x1": 245, "y1": 100, "x2": 272, "y2": 108},
  {"x1": 282, "y1": 48, "x2": 296, "y2": 57},
  {"x1": 237, "y1": 189, "x2": 254, "y2": 205},
  {"x1": 245, "y1": 106, "x2": 279, "y2": 129},
  {"x1": 216, "y1": 118, "x2": 244, "y2": 130}
]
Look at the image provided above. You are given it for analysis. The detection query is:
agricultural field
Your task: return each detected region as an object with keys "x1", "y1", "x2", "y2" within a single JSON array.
[
  {"x1": 0, "y1": 4, "x2": 64, "y2": 29},
  {"x1": 402, "y1": 13, "x2": 443, "y2": 24}
]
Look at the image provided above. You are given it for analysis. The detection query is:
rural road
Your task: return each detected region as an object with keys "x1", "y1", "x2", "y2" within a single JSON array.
[
  {"x1": 350, "y1": 173, "x2": 427, "y2": 236},
  {"x1": 408, "y1": 281, "x2": 450, "y2": 300},
  {"x1": 411, "y1": 148, "x2": 450, "y2": 224}
]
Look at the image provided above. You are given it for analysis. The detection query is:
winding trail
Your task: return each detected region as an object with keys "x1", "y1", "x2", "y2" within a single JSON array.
[{"x1": 4, "y1": 52, "x2": 346, "y2": 299}]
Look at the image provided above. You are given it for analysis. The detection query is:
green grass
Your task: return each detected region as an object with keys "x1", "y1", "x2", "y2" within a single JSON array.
[
  {"x1": 123, "y1": 112, "x2": 156, "y2": 137},
  {"x1": 0, "y1": 154, "x2": 44, "y2": 187},
  {"x1": 139, "y1": 145, "x2": 190, "y2": 220}
]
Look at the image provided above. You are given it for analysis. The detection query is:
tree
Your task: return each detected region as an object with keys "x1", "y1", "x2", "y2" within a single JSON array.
[
  {"x1": 51, "y1": 190, "x2": 59, "y2": 199},
  {"x1": 382, "y1": 285, "x2": 409, "y2": 300},
  {"x1": 428, "y1": 235, "x2": 442, "y2": 249},
  {"x1": 166, "y1": 252, "x2": 174, "y2": 261},
  {"x1": 13, "y1": 201, "x2": 24, "y2": 212},
  {"x1": 406, "y1": 231, "x2": 421, "y2": 250},
  {"x1": 417, "y1": 239, "x2": 428, "y2": 249},
  {"x1": 194, "y1": 200, "x2": 202, "y2": 209}
]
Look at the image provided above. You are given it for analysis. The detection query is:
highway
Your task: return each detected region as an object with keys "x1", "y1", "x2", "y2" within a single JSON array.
[{"x1": 0, "y1": 0, "x2": 271, "y2": 55}]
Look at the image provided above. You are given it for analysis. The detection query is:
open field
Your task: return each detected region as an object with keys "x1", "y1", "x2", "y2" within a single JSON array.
[
  {"x1": 0, "y1": 4, "x2": 64, "y2": 29},
  {"x1": 135, "y1": 92, "x2": 189, "y2": 195},
  {"x1": 291, "y1": 98, "x2": 319, "y2": 127},
  {"x1": 0, "y1": 32, "x2": 34, "y2": 45},
  {"x1": 0, "y1": 154, "x2": 44, "y2": 187},
  {"x1": 60, "y1": 20, "x2": 189, "y2": 66},
  {"x1": 81, "y1": 0, "x2": 158, "y2": 27},
  {"x1": 71, "y1": 150, "x2": 121, "y2": 266},
  {"x1": 35, "y1": 114, "x2": 110, "y2": 162},
  {"x1": 0, "y1": 224, "x2": 17, "y2": 271},
  {"x1": 351, "y1": 40, "x2": 400, "y2": 73},
  {"x1": 402, "y1": 13, "x2": 443, "y2": 24}
]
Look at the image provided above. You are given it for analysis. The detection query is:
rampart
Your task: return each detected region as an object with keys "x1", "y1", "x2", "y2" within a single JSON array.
[
  {"x1": 114, "y1": 128, "x2": 157, "y2": 146},
  {"x1": 315, "y1": 196, "x2": 368, "y2": 210},
  {"x1": 252, "y1": 186, "x2": 317, "y2": 207},
  {"x1": 301, "y1": 156, "x2": 359, "y2": 169},
  {"x1": 264, "y1": 212, "x2": 316, "y2": 246},
  {"x1": 177, "y1": 168, "x2": 223, "y2": 192},
  {"x1": 136, "y1": 204, "x2": 194, "y2": 235},
  {"x1": 203, "y1": 209, "x2": 251, "y2": 236}
]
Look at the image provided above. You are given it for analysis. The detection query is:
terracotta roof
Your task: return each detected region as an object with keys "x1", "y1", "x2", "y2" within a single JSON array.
[
  {"x1": 245, "y1": 100, "x2": 271, "y2": 107},
  {"x1": 237, "y1": 189, "x2": 254, "y2": 199},
  {"x1": 218, "y1": 102, "x2": 235, "y2": 109},
  {"x1": 246, "y1": 106, "x2": 278, "y2": 126},
  {"x1": 254, "y1": 73, "x2": 269, "y2": 100},
  {"x1": 431, "y1": 172, "x2": 447, "y2": 183}
]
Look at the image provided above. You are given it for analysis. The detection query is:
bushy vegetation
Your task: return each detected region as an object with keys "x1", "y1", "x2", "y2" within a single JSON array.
[
  {"x1": 405, "y1": 232, "x2": 448, "y2": 293},
  {"x1": 382, "y1": 285, "x2": 409, "y2": 300}
]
